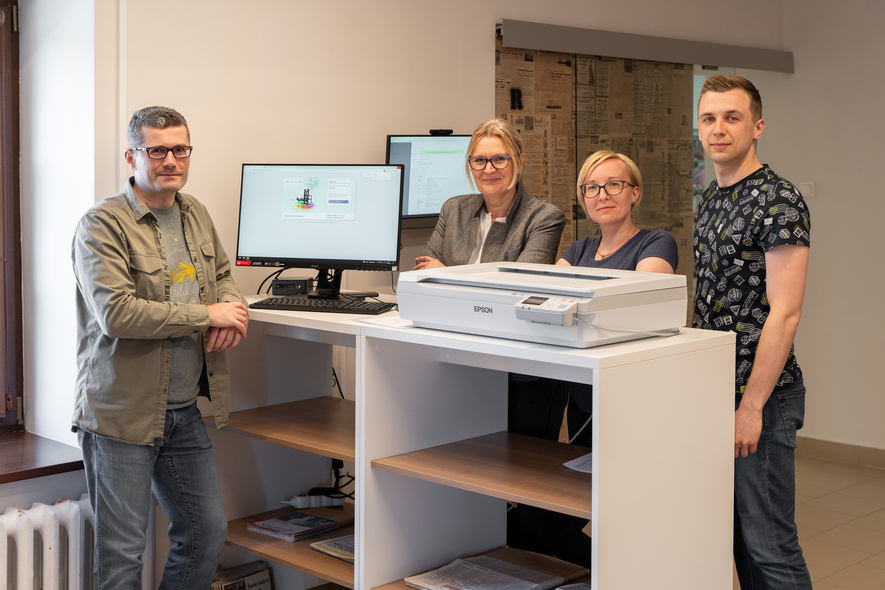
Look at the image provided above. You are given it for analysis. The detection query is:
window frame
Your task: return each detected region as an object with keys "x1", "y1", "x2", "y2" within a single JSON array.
[{"x1": 1, "y1": 0, "x2": 23, "y2": 432}]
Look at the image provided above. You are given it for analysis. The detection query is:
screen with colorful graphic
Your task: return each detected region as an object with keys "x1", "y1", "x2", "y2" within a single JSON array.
[{"x1": 235, "y1": 163, "x2": 404, "y2": 273}]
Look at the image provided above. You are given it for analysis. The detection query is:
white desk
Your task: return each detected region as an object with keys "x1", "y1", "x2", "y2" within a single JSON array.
[{"x1": 221, "y1": 306, "x2": 736, "y2": 589}]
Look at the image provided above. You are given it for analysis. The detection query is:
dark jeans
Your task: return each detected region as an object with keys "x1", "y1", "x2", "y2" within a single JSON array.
[{"x1": 733, "y1": 381, "x2": 812, "y2": 589}]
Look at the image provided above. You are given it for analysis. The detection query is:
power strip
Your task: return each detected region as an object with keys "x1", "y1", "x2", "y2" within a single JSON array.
[{"x1": 282, "y1": 494, "x2": 345, "y2": 509}]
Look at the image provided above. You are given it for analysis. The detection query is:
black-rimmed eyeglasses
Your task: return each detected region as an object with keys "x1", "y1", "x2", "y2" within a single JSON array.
[
  {"x1": 580, "y1": 180, "x2": 635, "y2": 199},
  {"x1": 468, "y1": 155, "x2": 512, "y2": 171},
  {"x1": 132, "y1": 146, "x2": 194, "y2": 159}
]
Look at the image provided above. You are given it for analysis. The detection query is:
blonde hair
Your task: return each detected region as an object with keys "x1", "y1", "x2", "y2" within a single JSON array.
[
  {"x1": 576, "y1": 151, "x2": 643, "y2": 210},
  {"x1": 465, "y1": 118, "x2": 524, "y2": 192}
]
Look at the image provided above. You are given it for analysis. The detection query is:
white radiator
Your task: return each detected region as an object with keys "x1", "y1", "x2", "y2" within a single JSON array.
[{"x1": 0, "y1": 494, "x2": 94, "y2": 590}]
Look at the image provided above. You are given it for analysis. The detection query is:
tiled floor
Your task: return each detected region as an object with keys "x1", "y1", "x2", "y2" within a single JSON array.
[{"x1": 733, "y1": 454, "x2": 885, "y2": 589}]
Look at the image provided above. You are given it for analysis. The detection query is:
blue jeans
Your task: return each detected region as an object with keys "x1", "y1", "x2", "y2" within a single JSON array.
[
  {"x1": 79, "y1": 402, "x2": 227, "y2": 590},
  {"x1": 733, "y1": 381, "x2": 812, "y2": 589}
]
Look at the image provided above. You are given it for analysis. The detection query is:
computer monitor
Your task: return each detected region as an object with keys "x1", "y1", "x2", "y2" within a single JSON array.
[
  {"x1": 386, "y1": 134, "x2": 474, "y2": 229},
  {"x1": 235, "y1": 163, "x2": 404, "y2": 298}
]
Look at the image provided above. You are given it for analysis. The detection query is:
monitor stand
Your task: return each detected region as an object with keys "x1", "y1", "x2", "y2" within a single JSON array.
[{"x1": 307, "y1": 268, "x2": 343, "y2": 299}]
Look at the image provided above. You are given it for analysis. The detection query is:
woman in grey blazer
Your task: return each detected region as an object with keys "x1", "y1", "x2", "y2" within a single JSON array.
[
  {"x1": 411, "y1": 118, "x2": 565, "y2": 269},
  {"x1": 409, "y1": 119, "x2": 578, "y2": 565}
]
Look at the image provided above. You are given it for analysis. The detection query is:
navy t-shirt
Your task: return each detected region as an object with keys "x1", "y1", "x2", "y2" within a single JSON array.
[
  {"x1": 561, "y1": 228, "x2": 678, "y2": 271},
  {"x1": 560, "y1": 227, "x2": 678, "y2": 417}
]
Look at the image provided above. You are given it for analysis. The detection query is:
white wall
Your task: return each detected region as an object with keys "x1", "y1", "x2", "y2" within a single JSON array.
[
  {"x1": 0, "y1": 471, "x2": 87, "y2": 512},
  {"x1": 21, "y1": 1, "x2": 880, "y2": 455},
  {"x1": 18, "y1": 0, "x2": 96, "y2": 445},
  {"x1": 753, "y1": 0, "x2": 885, "y2": 447}
]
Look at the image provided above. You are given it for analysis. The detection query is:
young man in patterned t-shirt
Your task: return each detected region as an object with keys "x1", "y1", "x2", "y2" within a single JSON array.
[{"x1": 694, "y1": 75, "x2": 812, "y2": 589}]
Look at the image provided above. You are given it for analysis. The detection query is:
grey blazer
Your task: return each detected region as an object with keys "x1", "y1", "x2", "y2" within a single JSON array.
[{"x1": 423, "y1": 184, "x2": 566, "y2": 266}]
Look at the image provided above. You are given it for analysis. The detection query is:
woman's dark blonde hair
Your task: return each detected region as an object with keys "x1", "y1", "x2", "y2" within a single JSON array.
[{"x1": 465, "y1": 118, "x2": 524, "y2": 192}]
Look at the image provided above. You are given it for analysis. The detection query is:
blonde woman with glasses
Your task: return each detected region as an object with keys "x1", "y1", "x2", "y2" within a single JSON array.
[{"x1": 412, "y1": 118, "x2": 565, "y2": 270}]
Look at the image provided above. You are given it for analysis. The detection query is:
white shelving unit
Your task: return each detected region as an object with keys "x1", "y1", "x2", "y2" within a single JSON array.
[
  {"x1": 210, "y1": 304, "x2": 366, "y2": 589},
  {"x1": 216, "y1": 301, "x2": 736, "y2": 589}
]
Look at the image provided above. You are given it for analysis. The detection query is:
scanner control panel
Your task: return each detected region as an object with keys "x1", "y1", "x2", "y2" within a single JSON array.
[{"x1": 515, "y1": 295, "x2": 580, "y2": 326}]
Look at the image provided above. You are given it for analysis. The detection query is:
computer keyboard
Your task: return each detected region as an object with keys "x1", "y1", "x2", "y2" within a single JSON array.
[{"x1": 249, "y1": 296, "x2": 396, "y2": 315}]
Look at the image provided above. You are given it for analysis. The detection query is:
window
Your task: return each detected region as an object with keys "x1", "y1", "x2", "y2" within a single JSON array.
[{"x1": 1, "y1": 0, "x2": 23, "y2": 431}]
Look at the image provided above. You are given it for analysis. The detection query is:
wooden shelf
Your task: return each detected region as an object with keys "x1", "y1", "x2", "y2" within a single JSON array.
[
  {"x1": 0, "y1": 431, "x2": 83, "y2": 484},
  {"x1": 226, "y1": 505, "x2": 355, "y2": 589},
  {"x1": 372, "y1": 546, "x2": 589, "y2": 590},
  {"x1": 372, "y1": 432, "x2": 592, "y2": 519},
  {"x1": 208, "y1": 397, "x2": 355, "y2": 462}
]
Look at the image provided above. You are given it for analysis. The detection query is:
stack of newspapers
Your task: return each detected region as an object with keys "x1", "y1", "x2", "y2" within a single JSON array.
[
  {"x1": 310, "y1": 534, "x2": 355, "y2": 563},
  {"x1": 247, "y1": 510, "x2": 340, "y2": 542},
  {"x1": 212, "y1": 560, "x2": 272, "y2": 590},
  {"x1": 405, "y1": 555, "x2": 564, "y2": 590}
]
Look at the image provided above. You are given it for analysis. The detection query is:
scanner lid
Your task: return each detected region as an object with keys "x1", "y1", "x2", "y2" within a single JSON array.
[{"x1": 405, "y1": 262, "x2": 685, "y2": 298}]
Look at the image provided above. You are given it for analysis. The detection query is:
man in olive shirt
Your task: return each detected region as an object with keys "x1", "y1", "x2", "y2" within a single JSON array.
[{"x1": 72, "y1": 106, "x2": 249, "y2": 589}]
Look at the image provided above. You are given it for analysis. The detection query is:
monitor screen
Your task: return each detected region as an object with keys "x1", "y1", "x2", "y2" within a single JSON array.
[
  {"x1": 386, "y1": 134, "x2": 474, "y2": 229},
  {"x1": 235, "y1": 163, "x2": 404, "y2": 297}
]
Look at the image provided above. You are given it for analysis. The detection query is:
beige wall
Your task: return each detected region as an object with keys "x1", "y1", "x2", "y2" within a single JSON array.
[
  {"x1": 752, "y1": 0, "x2": 885, "y2": 449},
  {"x1": 20, "y1": 0, "x2": 883, "y2": 455}
]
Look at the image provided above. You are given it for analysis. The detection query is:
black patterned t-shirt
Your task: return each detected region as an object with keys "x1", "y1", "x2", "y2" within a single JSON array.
[{"x1": 693, "y1": 165, "x2": 811, "y2": 396}]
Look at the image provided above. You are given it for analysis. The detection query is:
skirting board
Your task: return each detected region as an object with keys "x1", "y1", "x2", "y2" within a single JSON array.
[{"x1": 796, "y1": 436, "x2": 885, "y2": 471}]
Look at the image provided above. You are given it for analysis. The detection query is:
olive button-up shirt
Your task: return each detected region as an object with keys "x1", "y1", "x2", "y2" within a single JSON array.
[{"x1": 71, "y1": 178, "x2": 245, "y2": 445}]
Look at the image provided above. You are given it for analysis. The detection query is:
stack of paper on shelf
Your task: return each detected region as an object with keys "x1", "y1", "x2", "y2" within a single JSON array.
[
  {"x1": 310, "y1": 534, "x2": 355, "y2": 563},
  {"x1": 212, "y1": 560, "x2": 272, "y2": 590},
  {"x1": 405, "y1": 555, "x2": 564, "y2": 590},
  {"x1": 247, "y1": 510, "x2": 340, "y2": 542}
]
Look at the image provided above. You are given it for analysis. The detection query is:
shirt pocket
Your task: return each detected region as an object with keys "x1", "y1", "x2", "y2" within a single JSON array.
[
  {"x1": 128, "y1": 252, "x2": 164, "y2": 301},
  {"x1": 199, "y1": 239, "x2": 217, "y2": 278}
]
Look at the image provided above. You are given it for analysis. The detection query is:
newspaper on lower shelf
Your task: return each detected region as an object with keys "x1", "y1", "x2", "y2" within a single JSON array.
[
  {"x1": 563, "y1": 452, "x2": 592, "y2": 473},
  {"x1": 246, "y1": 510, "x2": 339, "y2": 542},
  {"x1": 212, "y1": 560, "x2": 272, "y2": 590},
  {"x1": 405, "y1": 555, "x2": 564, "y2": 590},
  {"x1": 310, "y1": 534, "x2": 355, "y2": 563}
]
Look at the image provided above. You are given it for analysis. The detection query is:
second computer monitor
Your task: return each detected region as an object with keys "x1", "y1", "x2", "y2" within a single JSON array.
[{"x1": 386, "y1": 134, "x2": 475, "y2": 229}]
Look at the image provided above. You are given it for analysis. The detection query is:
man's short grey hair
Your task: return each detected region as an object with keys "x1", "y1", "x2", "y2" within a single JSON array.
[{"x1": 127, "y1": 106, "x2": 190, "y2": 148}]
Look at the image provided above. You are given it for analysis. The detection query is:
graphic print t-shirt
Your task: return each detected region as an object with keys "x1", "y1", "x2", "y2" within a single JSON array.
[
  {"x1": 693, "y1": 165, "x2": 811, "y2": 395},
  {"x1": 151, "y1": 202, "x2": 203, "y2": 407}
]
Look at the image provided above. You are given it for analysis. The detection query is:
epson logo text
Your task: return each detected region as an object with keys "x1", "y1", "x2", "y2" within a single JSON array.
[{"x1": 474, "y1": 306, "x2": 493, "y2": 314}]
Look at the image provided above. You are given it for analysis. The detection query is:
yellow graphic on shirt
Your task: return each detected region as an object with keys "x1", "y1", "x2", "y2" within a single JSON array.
[
  {"x1": 171, "y1": 260, "x2": 196, "y2": 284},
  {"x1": 162, "y1": 230, "x2": 196, "y2": 285}
]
